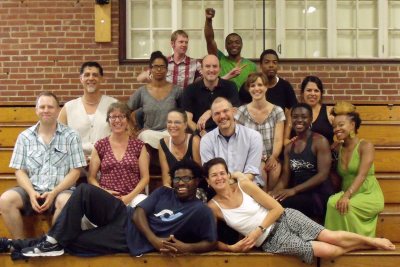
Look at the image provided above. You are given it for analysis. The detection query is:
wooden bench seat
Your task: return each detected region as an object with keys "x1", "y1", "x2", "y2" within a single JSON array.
[
  {"x1": 0, "y1": 252, "x2": 314, "y2": 267},
  {"x1": 355, "y1": 104, "x2": 400, "y2": 121},
  {"x1": 1, "y1": 245, "x2": 399, "y2": 267},
  {"x1": 320, "y1": 242, "x2": 400, "y2": 267},
  {"x1": 0, "y1": 107, "x2": 36, "y2": 123}
]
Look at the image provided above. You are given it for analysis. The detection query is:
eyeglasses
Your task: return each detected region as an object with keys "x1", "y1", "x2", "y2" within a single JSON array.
[
  {"x1": 151, "y1": 65, "x2": 167, "y2": 70},
  {"x1": 109, "y1": 115, "x2": 127, "y2": 121},
  {"x1": 167, "y1": 120, "x2": 184, "y2": 125},
  {"x1": 172, "y1": 176, "x2": 195, "y2": 183}
]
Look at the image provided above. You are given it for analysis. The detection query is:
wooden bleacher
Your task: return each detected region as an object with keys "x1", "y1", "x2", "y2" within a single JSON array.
[{"x1": 0, "y1": 105, "x2": 399, "y2": 266}]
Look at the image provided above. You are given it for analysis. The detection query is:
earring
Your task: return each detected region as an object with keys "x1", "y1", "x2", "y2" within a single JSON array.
[
  {"x1": 349, "y1": 131, "x2": 355, "y2": 139},
  {"x1": 309, "y1": 123, "x2": 313, "y2": 129}
]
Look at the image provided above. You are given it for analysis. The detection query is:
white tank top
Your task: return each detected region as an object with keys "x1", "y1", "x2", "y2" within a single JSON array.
[{"x1": 211, "y1": 182, "x2": 273, "y2": 247}]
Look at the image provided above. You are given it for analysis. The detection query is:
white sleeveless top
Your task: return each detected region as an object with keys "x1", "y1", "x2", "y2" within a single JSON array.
[
  {"x1": 211, "y1": 182, "x2": 273, "y2": 247},
  {"x1": 65, "y1": 95, "x2": 117, "y2": 155}
]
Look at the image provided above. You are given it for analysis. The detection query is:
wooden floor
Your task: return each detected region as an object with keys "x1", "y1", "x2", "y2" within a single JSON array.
[{"x1": 0, "y1": 245, "x2": 399, "y2": 267}]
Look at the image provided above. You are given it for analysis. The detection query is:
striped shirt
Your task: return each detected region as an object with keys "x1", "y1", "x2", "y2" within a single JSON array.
[
  {"x1": 9, "y1": 122, "x2": 87, "y2": 193},
  {"x1": 167, "y1": 55, "x2": 201, "y2": 89}
]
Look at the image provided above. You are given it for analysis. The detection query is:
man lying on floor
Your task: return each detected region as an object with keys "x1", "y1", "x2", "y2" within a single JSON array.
[{"x1": 0, "y1": 160, "x2": 217, "y2": 257}]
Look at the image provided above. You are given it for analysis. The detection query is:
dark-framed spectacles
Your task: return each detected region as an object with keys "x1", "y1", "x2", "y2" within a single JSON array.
[
  {"x1": 151, "y1": 65, "x2": 167, "y2": 70},
  {"x1": 172, "y1": 176, "x2": 195, "y2": 183}
]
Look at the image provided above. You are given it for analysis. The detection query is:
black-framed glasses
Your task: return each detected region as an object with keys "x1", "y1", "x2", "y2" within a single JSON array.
[
  {"x1": 109, "y1": 115, "x2": 127, "y2": 121},
  {"x1": 172, "y1": 176, "x2": 195, "y2": 183},
  {"x1": 151, "y1": 64, "x2": 167, "y2": 70}
]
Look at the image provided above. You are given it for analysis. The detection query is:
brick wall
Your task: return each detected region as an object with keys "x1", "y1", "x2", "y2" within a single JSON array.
[{"x1": 0, "y1": 0, "x2": 399, "y2": 105}]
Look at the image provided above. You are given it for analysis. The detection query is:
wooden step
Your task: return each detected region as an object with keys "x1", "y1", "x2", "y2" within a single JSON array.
[
  {"x1": 320, "y1": 243, "x2": 400, "y2": 267},
  {"x1": 0, "y1": 149, "x2": 13, "y2": 174},
  {"x1": 355, "y1": 104, "x2": 400, "y2": 121},
  {"x1": 0, "y1": 107, "x2": 36, "y2": 123},
  {"x1": 374, "y1": 147, "x2": 400, "y2": 172},
  {"x1": 377, "y1": 173, "x2": 400, "y2": 203},
  {"x1": 377, "y1": 204, "x2": 400, "y2": 242},
  {"x1": 0, "y1": 214, "x2": 51, "y2": 238},
  {"x1": 0, "y1": 252, "x2": 313, "y2": 267},
  {"x1": 0, "y1": 125, "x2": 29, "y2": 148},
  {"x1": 358, "y1": 122, "x2": 400, "y2": 146}
]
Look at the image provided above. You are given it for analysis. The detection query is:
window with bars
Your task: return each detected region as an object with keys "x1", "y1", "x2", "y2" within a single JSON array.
[{"x1": 120, "y1": 0, "x2": 400, "y2": 61}]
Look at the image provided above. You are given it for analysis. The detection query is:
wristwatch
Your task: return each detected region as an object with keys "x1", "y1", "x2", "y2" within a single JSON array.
[{"x1": 258, "y1": 225, "x2": 267, "y2": 233}]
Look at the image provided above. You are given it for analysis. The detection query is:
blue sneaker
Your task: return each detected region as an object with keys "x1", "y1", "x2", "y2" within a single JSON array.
[
  {"x1": 21, "y1": 240, "x2": 64, "y2": 257},
  {"x1": 0, "y1": 238, "x2": 12, "y2": 253}
]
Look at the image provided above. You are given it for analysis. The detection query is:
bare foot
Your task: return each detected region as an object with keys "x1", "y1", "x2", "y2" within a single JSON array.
[{"x1": 373, "y1": 238, "x2": 396, "y2": 250}]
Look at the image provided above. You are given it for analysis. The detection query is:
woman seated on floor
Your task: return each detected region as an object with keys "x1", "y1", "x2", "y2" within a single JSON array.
[
  {"x1": 325, "y1": 102, "x2": 384, "y2": 237},
  {"x1": 204, "y1": 157, "x2": 395, "y2": 264},
  {"x1": 88, "y1": 102, "x2": 149, "y2": 207},
  {"x1": 270, "y1": 103, "x2": 333, "y2": 223}
]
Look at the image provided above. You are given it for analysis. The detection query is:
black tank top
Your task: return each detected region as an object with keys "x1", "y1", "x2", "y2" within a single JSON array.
[
  {"x1": 312, "y1": 104, "x2": 334, "y2": 144},
  {"x1": 160, "y1": 134, "x2": 194, "y2": 168},
  {"x1": 289, "y1": 134, "x2": 318, "y2": 186}
]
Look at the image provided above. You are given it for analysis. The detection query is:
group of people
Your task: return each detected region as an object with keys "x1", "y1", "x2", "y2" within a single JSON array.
[{"x1": 0, "y1": 8, "x2": 395, "y2": 264}]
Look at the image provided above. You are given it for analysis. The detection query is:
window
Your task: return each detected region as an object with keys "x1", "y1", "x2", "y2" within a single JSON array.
[{"x1": 120, "y1": 0, "x2": 400, "y2": 61}]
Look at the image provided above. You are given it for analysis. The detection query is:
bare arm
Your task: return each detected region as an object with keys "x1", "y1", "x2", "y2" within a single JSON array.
[
  {"x1": 186, "y1": 111, "x2": 197, "y2": 132},
  {"x1": 40, "y1": 168, "x2": 81, "y2": 211},
  {"x1": 271, "y1": 144, "x2": 291, "y2": 191},
  {"x1": 58, "y1": 106, "x2": 68, "y2": 125},
  {"x1": 268, "y1": 121, "x2": 284, "y2": 162},
  {"x1": 343, "y1": 140, "x2": 374, "y2": 198},
  {"x1": 204, "y1": 8, "x2": 218, "y2": 55},
  {"x1": 283, "y1": 110, "x2": 293, "y2": 145},
  {"x1": 121, "y1": 145, "x2": 150, "y2": 205},
  {"x1": 87, "y1": 148, "x2": 101, "y2": 187},
  {"x1": 136, "y1": 70, "x2": 151, "y2": 83},
  {"x1": 15, "y1": 169, "x2": 41, "y2": 212},
  {"x1": 158, "y1": 141, "x2": 172, "y2": 187},
  {"x1": 191, "y1": 135, "x2": 201, "y2": 166},
  {"x1": 133, "y1": 206, "x2": 166, "y2": 251}
]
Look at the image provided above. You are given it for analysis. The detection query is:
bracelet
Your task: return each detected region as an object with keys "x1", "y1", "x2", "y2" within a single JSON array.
[{"x1": 258, "y1": 225, "x2": 267, "y2": 233}]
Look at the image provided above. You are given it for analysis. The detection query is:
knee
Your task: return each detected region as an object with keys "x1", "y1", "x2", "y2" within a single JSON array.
[
  {"x1": 0, "y1": 191, "x2": 21, "y2": 213},
  {"x1": 54, "y1": 193, "x2": 71, "y2": 210}
]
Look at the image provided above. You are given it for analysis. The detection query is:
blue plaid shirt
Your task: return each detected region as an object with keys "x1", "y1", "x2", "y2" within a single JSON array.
[{"x1": 9, "y1": 122, "x2": 87, "y2": 193}]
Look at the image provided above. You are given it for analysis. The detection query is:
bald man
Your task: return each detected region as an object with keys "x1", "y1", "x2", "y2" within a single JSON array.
[{"x1": 183, "y1": 54, "x2": 239, "y2": 135}]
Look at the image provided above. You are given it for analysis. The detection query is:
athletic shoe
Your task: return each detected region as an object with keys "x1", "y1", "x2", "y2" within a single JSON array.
[
  {"x1": 0, "y1": 237, "x2": 12, "y2": 253},
  {"x1": 21, "y1": 240, "x2": 64, "y2": 257}
]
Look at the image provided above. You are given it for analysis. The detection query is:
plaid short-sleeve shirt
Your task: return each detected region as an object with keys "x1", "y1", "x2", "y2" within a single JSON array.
[{"x1": 9, "y1": 122, "x2": 87, "y2": 193}]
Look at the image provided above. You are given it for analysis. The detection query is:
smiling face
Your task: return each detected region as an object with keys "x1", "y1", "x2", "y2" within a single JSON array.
[
  {"x1": 80, "y1": 66, "x2": 103, "y2": 94},
  {"x1": 108, "y1": 108, "x2": 128, "y2": 134},
  {"x1": 333, "y1": 114, "x2": 355, "y2": 141},
  {"x1": 291, "y1": 107, "x2": 312, "y2": 135},
  {"x1": 202, "y1": 54, "x2": 220, "y2": 83},
  {"x1": 36, "y1": 95, "x2": 60, "y2": 126},
  {"x1": 302, "y1": 82, "x2": 322, "y2": 107},
  {"x1": 172, "y1": 168, "x2": 198, "y2": 201},
  {"x1": 260, "y1": 53, "x2": 278, "y2": 79},
  {"x1": 166, "y1": 111, "x2": 187, "y2": 137},
  {"x1": 225, "y1": 34, "x2": 242, "y2": 57},
  {"x1": 206, "y1": 163, "x2": 229, "y2": 191},
  {"x1": 211, "y1": 99, "x2": 235, "y2": 135},
  {"x1": 248, "y1": 77, "x2": 267, "y2": 101}
]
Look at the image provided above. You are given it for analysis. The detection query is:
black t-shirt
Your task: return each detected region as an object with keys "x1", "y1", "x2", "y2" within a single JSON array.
[
  {"x1": 239, "y1": 77, "x2": 297, "y2": 110},
  {"x1": 183, "y1": 78, "x2": 240, "y2": 132}
]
